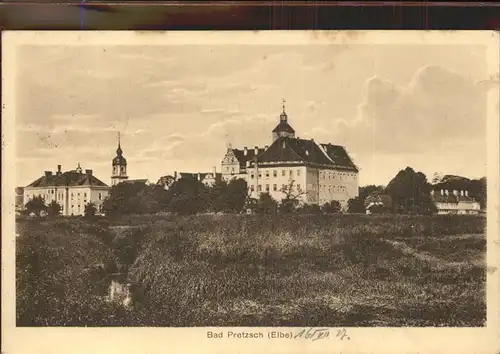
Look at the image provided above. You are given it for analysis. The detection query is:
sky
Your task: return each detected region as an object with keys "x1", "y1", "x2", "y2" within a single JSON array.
[{"x1": 15, "y1": 42, "x2": 490, "y2": 187}]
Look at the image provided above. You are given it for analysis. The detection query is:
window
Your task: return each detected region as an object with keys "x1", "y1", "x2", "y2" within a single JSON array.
[
  {"x1": 84, "y1": 193, "x2": 87, "y2": 197},
  {"x1": 289, "y1": 170, "x2": 293, "y2": 177},
  {"x1": 84, "y1": 200, "x2": 87, "y2": 204},
  {"x1": 257, "y1": 185, "x2": 262, "y2": 192},
  {"x1": 297, "y1": 184, "x2": 301, "y2": 191},
  {"x1": 51, "y1": 189, "x2": 54, "y2": 194},
  {"x1": 258, "y1": 172, "x2": 262, "y2": 178},
  {"x1": 98, "y1": 193, "x2": 102, "y2": 200},
  {"x1": 273, "y1": 184, "x2": 277, "y2": 191},
  {"x1": 265, "y1": 171, "x2": 270, "y2": 178},
  {"x1": 231, "y1": 168, "x2": 235, "y2": 174},
  {"x1": 273, "y1": 170, "x2": 277, "y2": 177},
  {"x1": 250, "y1": 185, "x2": 255, "y2": 192},
  {"x1": 297, "y1": 169, "x2": 301, "y2": 176},
  {"x1": 78, "y1": 193, "x2": 80, "y2": 196},
  {"x1": 282, "y1": 170, "x2": 285, "y2": 176},
  {"x1": 225, "y1": 167, "x2": 229, "y2": 172},
  {"x1": 250, "y1": 174, "x2": 254, "y2": 179},
  {"x1": 266, "y1": 184, "x2": 270, "y2": 192},
  {"x1": 282, "y1": 184, "x2": 286, "y2": 190}
]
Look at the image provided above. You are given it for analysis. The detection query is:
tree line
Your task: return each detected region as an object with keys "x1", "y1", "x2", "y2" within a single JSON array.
[{"x1": 22, "y1": 166, "x2": 487, "y2": 218}]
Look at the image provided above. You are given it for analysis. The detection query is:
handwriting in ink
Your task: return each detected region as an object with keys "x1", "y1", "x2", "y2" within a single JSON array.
[{"x1": 293, "y1": 328, "x2": 330, "y2": 341}]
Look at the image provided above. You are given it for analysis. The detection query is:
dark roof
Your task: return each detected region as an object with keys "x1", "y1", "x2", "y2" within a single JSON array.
[
  {"x1": 253, "y1": 137, "x2": 358, "y2": 171},
  {"x1": 26, "y1": 171, "x2": 108, "y2": 188},
  {"x1": 232, "y1": 148, "x2": 266, "y2": 169},
  {"x1": 177, "y1": 172, "x2": 222, "y2": 183},
  {"x1": 112, "y1": 155, "x2": 127, "y2": 166},
  {"x1": 272, "y1": 121, "x2": 295, "y2": 134},
  {"x1": 121, "y1": 179, "x2": 148, "y2": 184}
]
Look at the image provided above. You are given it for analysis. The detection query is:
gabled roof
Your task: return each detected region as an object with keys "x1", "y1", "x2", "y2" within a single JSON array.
[
  {"x1": 26, "y1": 171, "x2": 108, "y2": 188},
  {"x1": 121, "y1": 179, "x2": 148, "y2": 184},
  {"x1": 253, "y1": 137, "x2": 358, "y2": 171},
  {"x1": 232, "y1": 148, "x2": 266, "y2": 169}
]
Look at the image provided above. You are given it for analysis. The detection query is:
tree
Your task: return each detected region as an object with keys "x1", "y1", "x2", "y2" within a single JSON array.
[
  {"x1": 156, "y1": 175, "x2": 176, "y2": 190},
  {"x1": 209, "y1": 178, "x2": 248, "y2": 213},
  {"x1": 347, "y1": 196, "x2": 365, "y2": 213},
  {"x1": 165, "y1": 176, "x2": 210, "y2": 215},
  {"x1": 25, "y1": 196, "x2": 47, "y2": 217},
  {"x1": 84, "y1": 202, "x2": 97, "y2": 219},
  {"x1": 255, "y1": 193, "x2": 278, "y2": 215},
  {"x1": 224, "y1": 178, "x2": 248, "y2": 213},
  {"x1": 279, "y1": 179, "x2": 305, "y2": 214},
  {"x1": 102, "y1": 181, "x2": 166, "y2": 217},
  {"x1": 321, "y1": 201, "x2": 342, "y2": 214},
  {"x1": 47, "y1": 200, "x2": 62, "y2": 217},
  {"x1": 298, "y1": 203, "x2": 321, "y2": 214},
  {"x1": 385, "y1": 167, "x2": 436, "y2": 214}
]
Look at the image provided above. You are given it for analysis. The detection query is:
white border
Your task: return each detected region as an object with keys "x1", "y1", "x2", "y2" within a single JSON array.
[{"x1": 2, "y1": 30, "x2": 499, "y2": 354}]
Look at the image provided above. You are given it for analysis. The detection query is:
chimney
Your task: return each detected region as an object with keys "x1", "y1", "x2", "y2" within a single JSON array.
[
  {"x1": 254, "y1": 146, "x2": 258, "y2": 155},
  {"x1": 465, "y1": 190, "x2": 469, "y2": 197},
  {"x1": 85, "y1": 169, "x2": 93, "y2": 176},
  {"x1": 44, "y1": 171, "x2": 52, "y2": 177},
  {"x1": 244, "y1": 147, "x2": 248, "y2": 156},
  {"x1": 57, "y1": 165, "x2": 62, "y2": 175},
  {"x1": 453, "y1": 190, "x2": 458, "y2": 196},
  {"x1": 445, "y1": 190, "x2": 449, "y2": 196},
  {"x1": 264, "y1": 145, "x2": 269, "y2": 150},
  {"x1": 460, "y1": 190, "x2": 464, "y2": 196},
  {"x1": 197, "y1": 173, "x2": 201, "y2": 181},
  {"x1": 440, "y1": 189, "x2": 444, "y2": 196},
  {"x1": 174, "y1": 171, "x2": 177, "y2": 180}
]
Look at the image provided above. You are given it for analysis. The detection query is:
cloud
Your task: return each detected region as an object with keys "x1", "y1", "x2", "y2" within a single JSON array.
[{"x1": 311, "y1": 65, "x2": 487, "y2": 155}]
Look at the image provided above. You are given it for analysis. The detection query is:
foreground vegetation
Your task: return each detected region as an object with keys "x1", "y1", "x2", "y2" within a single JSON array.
[{"x1": 16, "y1": 213, "x2": 486, "y2": 327}]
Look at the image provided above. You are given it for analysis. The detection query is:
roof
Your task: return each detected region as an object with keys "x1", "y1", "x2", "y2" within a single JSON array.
[
  {"x1": 253, "y1": 137, "x2": 358, "y2": 171},
  {"x1": 121, "y1": 179, "x2": 148, "y2": 184},
  {"x1": 26, "y1": 171, "x2": 109, "y2": 188},
  {"x1": 112, "y1": 155, "x2": 127, "y2": 166},
  {"x1": 232, "y1": 148, "x2": 266, "y2": 169},
  {"x1": 365, "y1": 194, "x2": 392, "y2": 208},
  {"x1": 15, "y1": 187, "x2": 24, "y2": 195},
  {"x1": 272, "y1": 121, "x2": 296, "y2": 134}
]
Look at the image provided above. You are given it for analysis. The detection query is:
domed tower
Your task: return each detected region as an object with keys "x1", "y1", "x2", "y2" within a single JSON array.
[
  {"x1": 272, "y1": 99, "x2": 295, "y2": 141},
  {"x1": 111, "y1": 132, "x2": 128, "y2": 186}
]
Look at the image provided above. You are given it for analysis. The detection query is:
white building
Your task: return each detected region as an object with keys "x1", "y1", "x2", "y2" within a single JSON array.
[
  {"x1": 23, "y1": 163, "x2": 110, "y2": 216},
  {"x1": 221, "y1": 102, "x2": 359, "y2": 208},
  {"x1": 431, "y1": 188, "x2": 481, "y2": 215}
]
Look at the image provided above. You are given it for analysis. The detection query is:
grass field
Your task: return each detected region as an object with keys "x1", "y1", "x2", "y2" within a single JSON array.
[{"x1": 16, "y1": 213, "x2": 486, "y2": 327}]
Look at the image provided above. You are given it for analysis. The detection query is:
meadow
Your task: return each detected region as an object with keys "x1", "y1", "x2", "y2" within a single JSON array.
[{"x1": 16, "y1": 213, "x2": 486, "y2": 327}]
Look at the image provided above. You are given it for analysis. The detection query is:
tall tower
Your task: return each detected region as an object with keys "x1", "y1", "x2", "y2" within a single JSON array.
[
  {"x1": 272, "y1": 99, "x2": 296, "y2": 141},
  {"x1": 111, "y1": 132, "x2": 128, "y2": 186}
]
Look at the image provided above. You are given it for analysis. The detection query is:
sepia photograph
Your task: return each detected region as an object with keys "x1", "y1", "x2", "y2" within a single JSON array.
[{"x1": 2, "y1": 30, "x2": 500, "y2": 353}]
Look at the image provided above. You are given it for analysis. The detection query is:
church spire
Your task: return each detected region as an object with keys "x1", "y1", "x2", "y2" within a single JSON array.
[
  {"x1": 280, "y1": 98, "x2": 288, "y2": 122},
  {"x1": 116, "y1": 132, "x2": 123, "y2": 155}
]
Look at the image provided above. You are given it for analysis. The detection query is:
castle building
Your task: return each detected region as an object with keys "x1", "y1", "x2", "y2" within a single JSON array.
[
  {"x1": 111, "y1": 133, "x2": 129, "y2": 186},
  {"x1": 23, "y1": 163, "x2": 110, "y2": 216},
  {"x1": 221, "y1": 101, "x2": 359, "y2": 208}
]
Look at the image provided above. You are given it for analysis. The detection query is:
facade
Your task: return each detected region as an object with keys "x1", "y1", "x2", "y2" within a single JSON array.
[
  {"x1": 221, "y1": 103, "x2": 359, "y2": 208},
  {"x1": 23, "y1": 163, "x2": 110, "y2": 216},
  {"x1": 365, "y1": 194, "x2": 393, "y2": 214},
  {"x1": 431, "y1": 188, "x2": 481, "y2": 215},
  {"x1": 111, "y1": 134, "x2": 128, "y2": 186}
]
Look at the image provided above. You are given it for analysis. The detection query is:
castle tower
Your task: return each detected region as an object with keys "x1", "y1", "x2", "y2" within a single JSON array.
[
  {"x1": 272, "y1": 99, "x2": 296, "y2": 141},
  {"x1": 111, "y1": 132, "x2": 128, "y2": 186}
]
